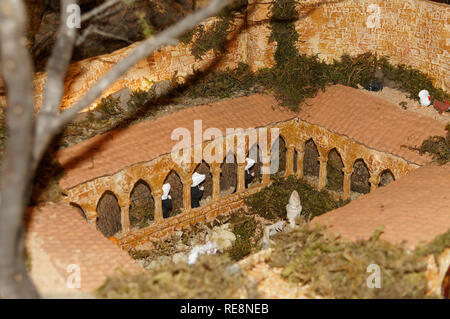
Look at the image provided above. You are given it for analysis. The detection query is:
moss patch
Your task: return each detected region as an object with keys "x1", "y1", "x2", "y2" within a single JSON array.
[
  {"x1": 415, "y1": 229, "x2": 450, "y2": 260},
  {"x1": 270, "y1": 222, "x2": 431, "y2": 298},
  {"x1": 415, "y1": 123, "x2": 450, "y2": 164},
  {"x1": 225, "y1": 209, "x2": 259, "y2": 261},
  {"x1": 245, "y1": 176, "x2": 348, "y2": 221},
  {"x1": 96, "y1": 254, "x2": 254, "y2": 299}
]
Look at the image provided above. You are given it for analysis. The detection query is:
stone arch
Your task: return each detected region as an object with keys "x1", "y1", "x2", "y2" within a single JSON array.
[
  {"x1": 378, "y1": 169, "x2": 395, "y2": 187},
  {"x1": 326, "y1": 148, "x2": 344, "y2": 192},
  {"x1": 194, "y1": 160, "x2": 212, "y2": 206},
  {"x1": 247, "y1": 143, "x2": 263, "y2": 186},
  {"x1": 129, "y1": 179, "x2": 154, "y2": 229},
  {"x1": 96, "y1": 191, "x2": 122, "y2": 237},
  {"x1": 70, "y1": 202, "x2": 87, "y2": 220},
  {"x1": 303, "y1": 138, "x2": 320, "y2": 177},
  {"x1": 351, "y1": 159, "x2": 370, "y2": 194},
  {"x1": 163, "y1": 169, "x2": 183, "y2": 216},
  {"x1": 220, "y1": 150, "x2": 237, "y2": 196},
  {"x1": 270, "y1": 135, "x2": 287, "y2": 176}
]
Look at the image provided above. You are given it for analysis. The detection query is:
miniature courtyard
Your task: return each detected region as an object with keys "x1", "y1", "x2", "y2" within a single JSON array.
[{"x1": 0, "y1": 0, "x2": 449, "y2": 299}]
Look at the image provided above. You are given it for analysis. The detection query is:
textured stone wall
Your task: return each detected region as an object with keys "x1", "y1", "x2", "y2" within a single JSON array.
[
  {"x1": 1, "y1": 0, "x2": 447, "y2": 109},
  {"x1": 66, "y1": 117, "x2": 418, "y2": 247},
  {"x1": 249, "y1": 0, "x2": 449, "y2": 91}
]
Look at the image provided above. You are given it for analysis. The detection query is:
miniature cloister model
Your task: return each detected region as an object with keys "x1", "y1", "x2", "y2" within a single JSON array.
[{"x1": 191, "y1": 172, "x2": 206, "y2": 208}]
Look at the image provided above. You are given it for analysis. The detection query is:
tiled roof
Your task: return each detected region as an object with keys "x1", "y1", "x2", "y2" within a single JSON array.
[
  {"x1": 312, "y1": 163, "x2": 450, "y2": 249},
  {"x1": 25, "y1": 202, "x2": 142, "y2": 294},
  {"x1": 57, "y1": 86, "x2": 446, "y2": 189},
  {"x1": 56, "y1": 94, "x2": 296, "y2": 189},
  {"x1": 298, "y1": 85, "x2": 447, "y2": 165}
]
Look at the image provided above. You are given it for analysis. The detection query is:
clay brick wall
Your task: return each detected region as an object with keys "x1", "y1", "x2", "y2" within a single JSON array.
[
  {"x1": 248, "y1": 0, "x2": 449, "y2": 91},
  {"x1": 2, "y1": 0, "x2": 447, "y2": 110},
  {"x1": 66, "y1": 117, "x2": 418, "y2": 248}
]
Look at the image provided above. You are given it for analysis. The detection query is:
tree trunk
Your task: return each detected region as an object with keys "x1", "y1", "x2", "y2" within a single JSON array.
[{"x1": 0, "y1": 0, "x2": 40, "y2": 298}]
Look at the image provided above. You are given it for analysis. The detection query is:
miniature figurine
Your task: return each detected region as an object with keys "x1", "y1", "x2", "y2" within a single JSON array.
[
  {"x1": 286, "y1": 190, "x2": 302, "y2": 229},
  {"x1": 262, "y1": 220, "x2": 286, "y2": 248},
  {"x1": 245, "y1": 158, "x2": 256, "y2": 188},
  {"x1": 418, "y1": 89, "x2": 431, "y2": 107},
  {"x1": 162, "y1": 183, "x2": 172, "y2": 218},
  {"x1": 191, "y1": 172, "x2": 205, "y2": 208}
]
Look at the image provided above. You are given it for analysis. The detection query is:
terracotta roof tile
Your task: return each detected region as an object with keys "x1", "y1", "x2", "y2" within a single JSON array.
[
  {"x1": 57, "y1": 86, "x2": 446, "y2": 189},
  {"x1": 57, "y1": 95, "x2": 296, "y2": 189},
  {"x1": 299, "y1": 85, "x2": 446, "y2": 165},
  {"x1": 312, "y1": 163, "x2": 450, "y2": 249},
  {"x1": 25, "y1": 202, "x2": 142, "y2": 292}
]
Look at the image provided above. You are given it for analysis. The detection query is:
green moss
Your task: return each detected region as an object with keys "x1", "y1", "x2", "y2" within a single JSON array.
[
  {"x1": 127, "y1": 89, "x2": 151, "y2": 112},
  {"x1": 415, "y1": 123, "x2": 450, "y2": 164},
  {"x1": 270, "y1": 223, "x2": 431, "y2": 298},
  {"x1": 326, "y1": 162, "x2": 344, "y2": 192},
  {"x1": 96, "y1": 254, "x2": 253, "y2": 299},
  {"x1": 227, "y1": 210, "x2": 258, "y2": 261},
  {"x1": 188, "y1": 1, "x2": 247, "y2": 60},
  {"x1": 415, "y1": 229, "x2": 450, "y2": 260},
  {"x1": 96, "y1": 95, "x2": 121, "y2": 117},
  {"x1": 180, "y1": 62, "x2": 256, "y2": 99},
  {"x1": 245, "y1": 175, "x2": 346, "y2": 221}
]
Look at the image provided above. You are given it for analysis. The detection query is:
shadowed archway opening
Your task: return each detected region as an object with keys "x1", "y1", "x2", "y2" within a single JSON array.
[
  {"x1": 220, "y1": 151, "x2": 237, "y2": 197},
  {"x1": 270, "y1": 136, "x2": 287, "y2": 177},
  {"x1": 96, "y1": 191, "x2": 122, "y2": 237},
  {"x1": 70, "y1": 202, "x2": 87, "y2": 220},
  {"x1": 247, "y1": 143, "x2": 263, "y2": 187},
  {"x1": 351, "y1": 159, "x2": 370, "y2": 194},
  {"x1": 378, "y1": 169, "x2": 395, "y2": 187},
  {"x1": 303, "y1": 139, "x2": 319, "y2": 178},
  {"x1": 326, "y1": 148, "x2": 344, "y2": 192},
  {"x1": 129, "y1": 179, "x2": 154, "y2": 229},
  {"x1": 163, "y1": 170, "x2": 183, "y2": 217},
  {"x1": 194, "y1": 160, "x2": 212, "y2": 206},
  {"x1": 293, "y1": 149, "x2": 298, "y2": 173}
]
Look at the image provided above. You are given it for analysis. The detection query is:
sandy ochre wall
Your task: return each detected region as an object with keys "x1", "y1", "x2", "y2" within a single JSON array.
[{"x1": 0, "y1": 0, "x2": 448, "y2": 110}]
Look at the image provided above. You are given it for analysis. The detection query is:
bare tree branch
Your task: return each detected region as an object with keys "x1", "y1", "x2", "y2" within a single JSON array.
[
  {"x1": 76, "y1": 25, "x2": 132, "y2": 46},
  {"x1": 33, "y1": 0, "x2": 78, "y2": 170},
  {"x1": 0, "y1": 0, "x2": 40, "y2": 298},
  {"x1": 33, "y1": 0, "x2": 227, "y2": 162},
  {"x1": 81, "y1": 0, "x2": 124, "y2": 23},
  {"x1": 0, "y1": 0, "x2": 229, "y2": 298}
]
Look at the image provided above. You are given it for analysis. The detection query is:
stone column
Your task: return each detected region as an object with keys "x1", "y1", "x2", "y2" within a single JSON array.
[
  {"x1": 183, "y1": 179, "x2": 192, "y2": 211},
  {"x1": 153, "y1": 190, "x2": 163, "y2": 222},
  {"x1": 342, "y1": 167, "x2": 354, "y2": 201},
  {"x1": 261, "y1": 151, "x2": 271, "y2": 185},
  {"x1": 211, "y1": 164, "x2": 221, "y2": 201},
  {"x1": 318, "y1": 155, "x2": 328, "y2": 190},
  {"x1": 369, "y1": 174, "x2": 381, "y2": 193},
  {"x1": 285, "y1": 146, "x2": 295, "y2": 177},
  {"x1": 237, "y1": 163, "x2": 246, "y2": 192},
  {"x1": 296, "y1": 144, "x2": 305, "y2": 179},
  {"x1": 120, "y1": 204, "x2": 131, "y2": 236}
]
